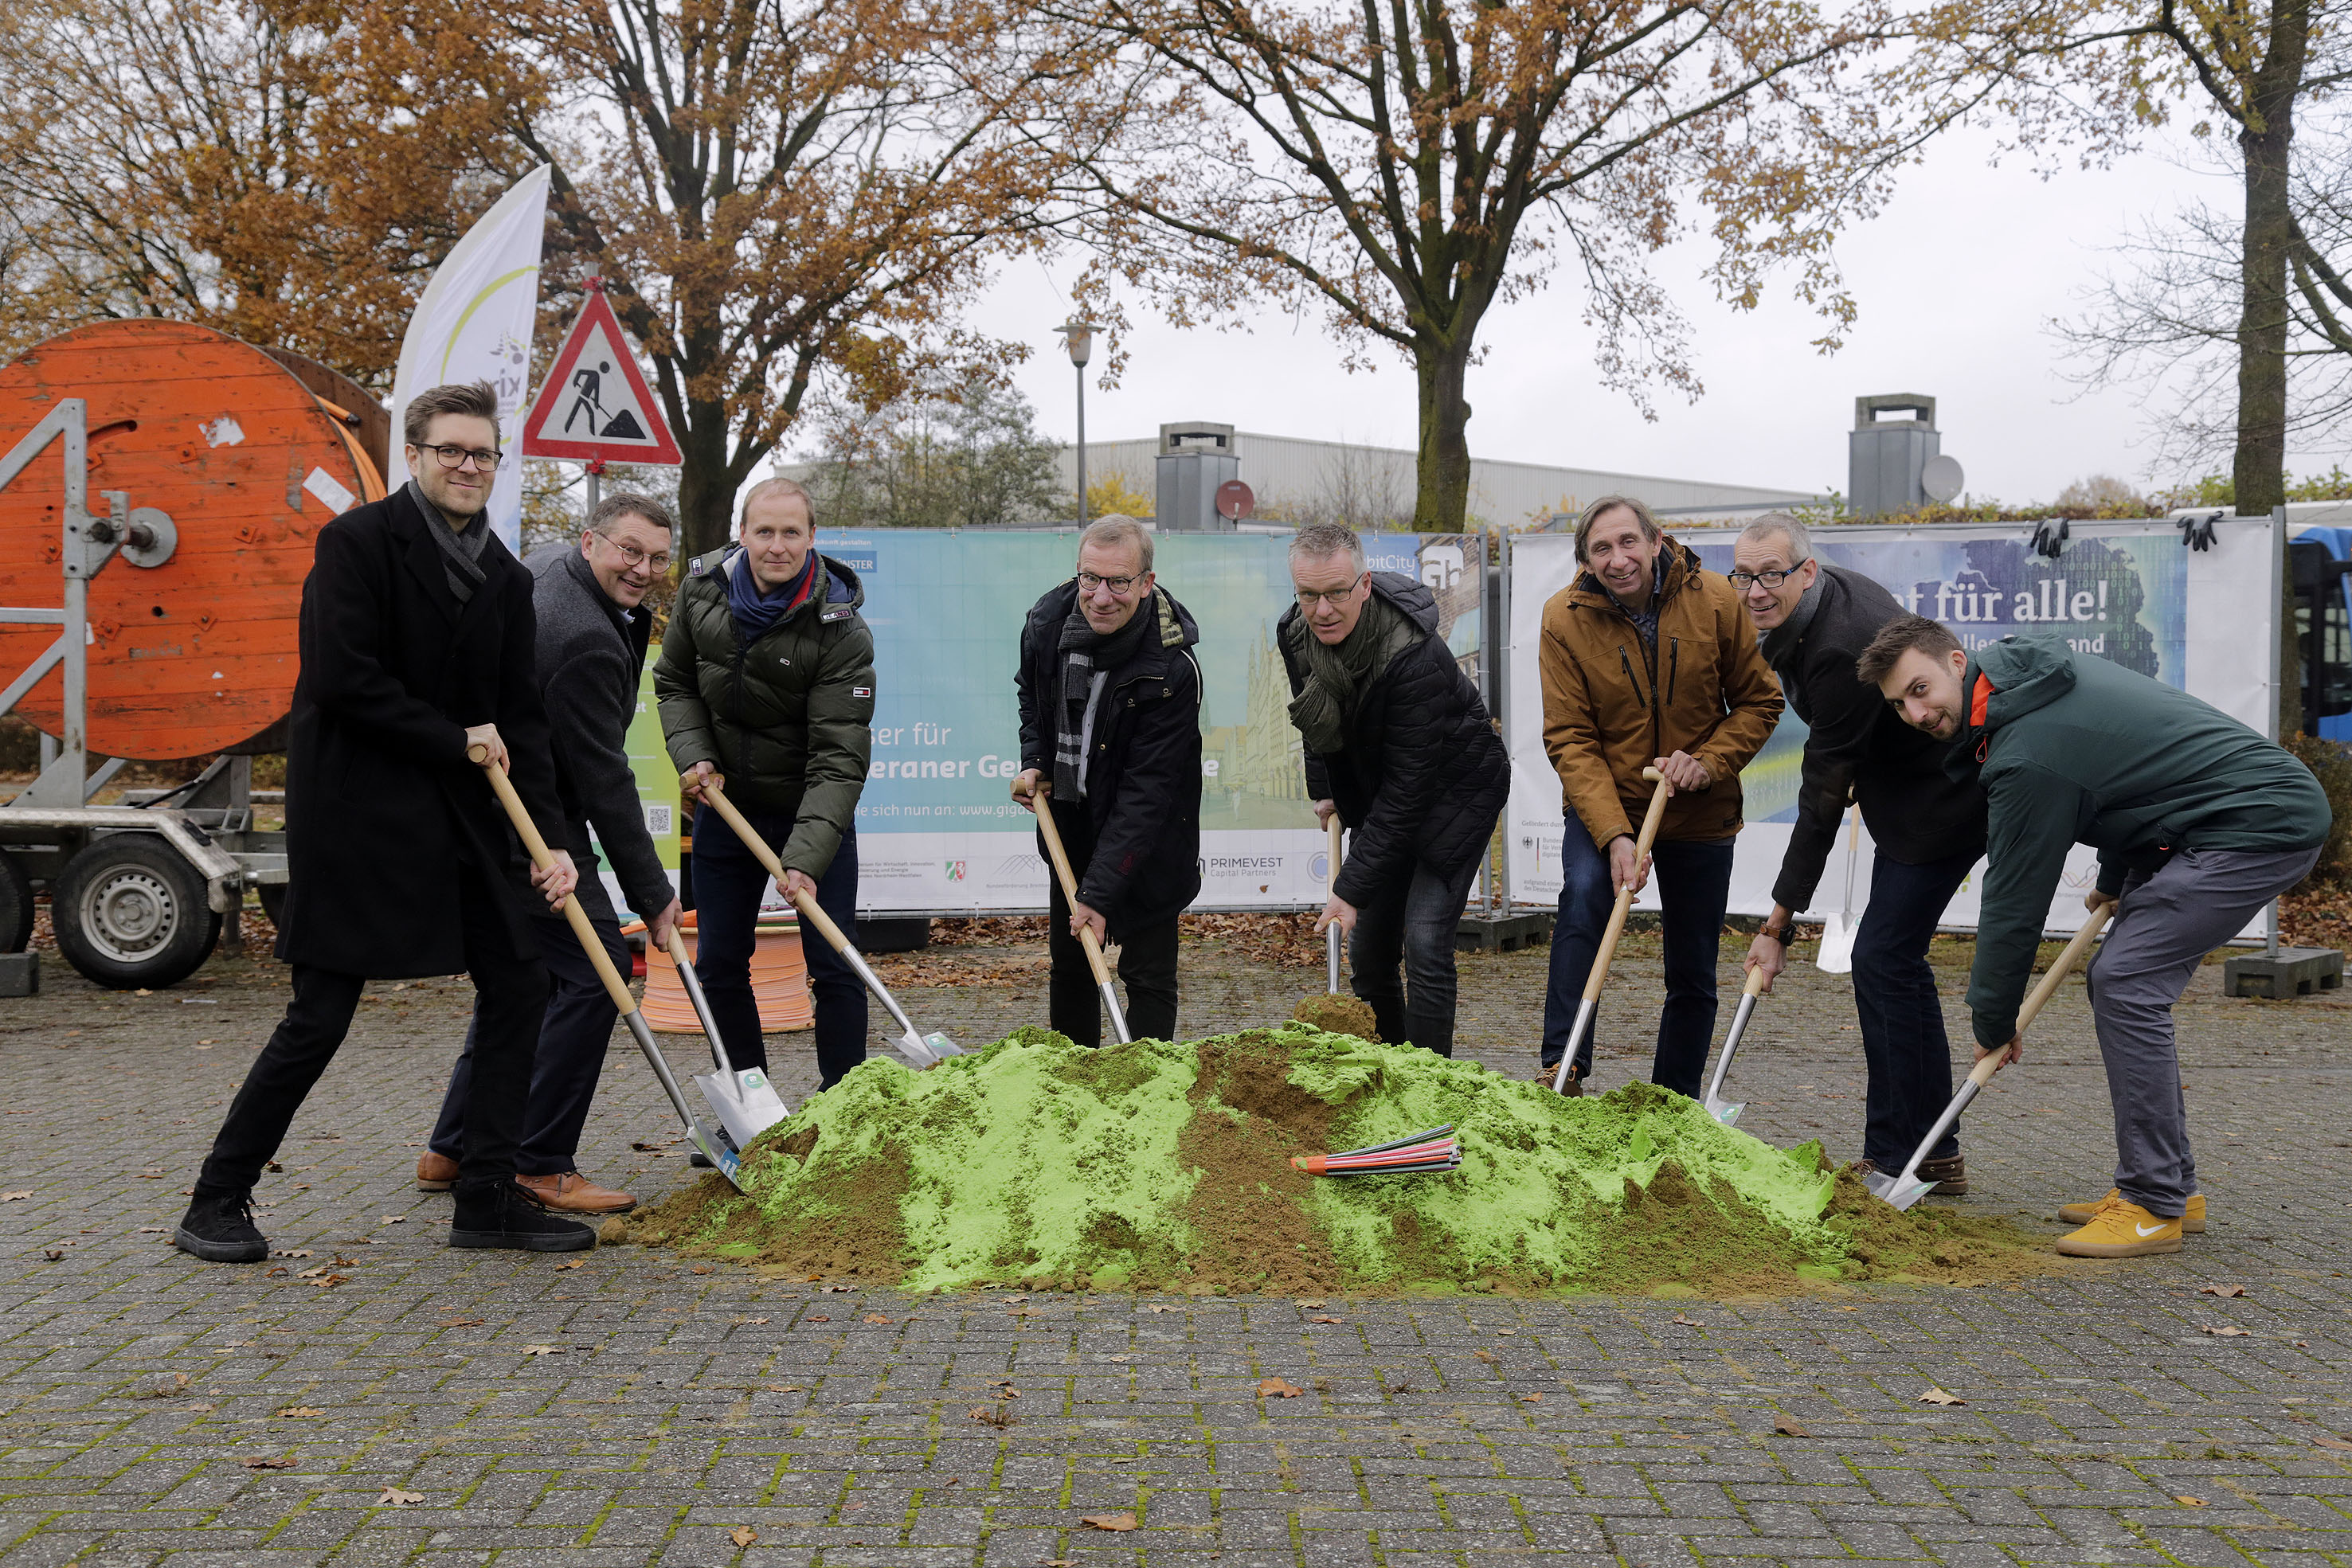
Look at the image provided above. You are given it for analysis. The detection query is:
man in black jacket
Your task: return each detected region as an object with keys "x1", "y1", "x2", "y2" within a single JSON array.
[
  {"x1": 175, "y1": 381, "x2": 593, "y2": 1263},
  {"x1": 1013, "y1": 516, "x2": 1203, "y2": 1045},
  {"x1": 1281, "y1": 523, "x2": 1509, "y2": 1058},
  {"x1": 1732, "y1": 515, "x2": 1986, "y2": 1188},
  {"x1": 419, "y1": 493, "x2": 684, "y2": 1214}
]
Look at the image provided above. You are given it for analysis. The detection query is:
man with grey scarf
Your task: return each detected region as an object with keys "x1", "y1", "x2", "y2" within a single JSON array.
[
  {"x1": 1013, "y1": 517, "x2": 1203, "y2": 1046},
  {"x1": 1732, "y1": 515, "x2": 1986, "y2": 1191},
  {"x1": 1279, "y1": 524, "x2": 1508, "y2": 1058}
]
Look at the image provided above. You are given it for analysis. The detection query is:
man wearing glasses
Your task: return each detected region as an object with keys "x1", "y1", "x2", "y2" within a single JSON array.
[
  {"x1": 419, "y1": 494, "x2": 685, "y2": 1214},
  {"x1": 1732, "y1": 515, "x2": 1985, "y2": 1191},
  {"x1": 177, "y1": 381, "x2": 594, "y2": 1263},
  {"x1": 1012, "y1": 516, "x2": 1203, "y2": 1044},
  {"x1": 1278, "y1": 523, "x2": 1507, "y2": 1058}
]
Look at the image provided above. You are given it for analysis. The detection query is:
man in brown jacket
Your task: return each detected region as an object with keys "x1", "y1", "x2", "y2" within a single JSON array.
[{"x1": 1537, "y1": 495, "x2": 1782, "y2": 1095}]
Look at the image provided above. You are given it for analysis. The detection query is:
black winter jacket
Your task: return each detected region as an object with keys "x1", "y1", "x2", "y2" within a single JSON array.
[
  {"x1": 1016, "y1": 583, "x2": 1204, "y2": 937},
  {"x1": 276, "y1": 486, "x2": 566, "y2": 977},
  {"x1": 1278, "y1": 573, "x2": 1509, "y2": 904},
  {"x1": 1763, "y1": 564, "x2": 1986, "y2": 911}
]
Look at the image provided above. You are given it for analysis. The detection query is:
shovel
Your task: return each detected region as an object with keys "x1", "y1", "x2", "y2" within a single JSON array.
[
  {"x1": 1815, "y1": 803, "x2": 1862, "y2": 975},
  {"x1": 698, "y1": 781, "x2": 961, "y2": 1069},
  {"x1": 664, "y1": 925, "x2": 793, "y2": 1151},
  {"x1": 470, "y1": 745, "x2": 742, "y2": 1189},
  {"x1": 1325, "y1": 817, "x2": 1345, "y2": 995},
  {"x1": 1864, "y1": 901, "x2": 2114, "y2": 1210},
  {"x1": 1702, "y1": 964, "x2": 1767, "y2": 1126},
  {"x1": 1031, "y1": 787, "x2": 1133, "y2": 1045},
  {"x1": 1550, "y1": 767, "x2": 1670, "y2": 1095}
]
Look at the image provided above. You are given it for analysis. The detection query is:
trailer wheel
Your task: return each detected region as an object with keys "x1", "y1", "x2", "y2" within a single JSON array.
[
  {"x1": 0, "y1": 851, "x2": 32, "y2": 953},
  {"x1": 53, "y1": 835, "x2": 219, "y2": 989}
]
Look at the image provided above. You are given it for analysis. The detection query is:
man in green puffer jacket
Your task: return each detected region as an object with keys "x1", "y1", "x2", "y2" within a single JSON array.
[
  {"x1": 657, "y1": 477, "x2": 875, "y2": 1090},
  {"x1": 1864, "y1": 616, "x2": 2330, "y2": 1258}
]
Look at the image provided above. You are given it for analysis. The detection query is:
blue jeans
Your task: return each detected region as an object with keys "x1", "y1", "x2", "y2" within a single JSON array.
[
  {"x1": 689, "y1": 809, "x2": 867, "y2": 1089},
  {"x1": 1348, "y1": 853, "x2": 1485, "y2": 1058},
  {"x1": 430, "y1": 913, "x2": 628, "y2": 1175},
  {"x1": 1540, "y1": 811, "x2": 1735, "y2": 1097},
  {"x1": 1850, "y1": 846, "x2": 1979, "y2": 1167}
]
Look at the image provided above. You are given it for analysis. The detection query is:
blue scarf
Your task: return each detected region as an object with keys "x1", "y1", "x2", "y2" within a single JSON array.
[{"x1": 727, "y1": 547, "x2": 819, "y2": 645}]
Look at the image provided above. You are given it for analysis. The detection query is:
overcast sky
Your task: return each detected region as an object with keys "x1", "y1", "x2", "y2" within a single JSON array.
[{"x1": 971, "y1": 121, "x2": 2348, "y2": 512}]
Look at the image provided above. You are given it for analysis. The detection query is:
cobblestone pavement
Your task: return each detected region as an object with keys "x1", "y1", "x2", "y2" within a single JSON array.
[{"x1": 2, "y1": 925, "x2": 2349, "y2": 1566}]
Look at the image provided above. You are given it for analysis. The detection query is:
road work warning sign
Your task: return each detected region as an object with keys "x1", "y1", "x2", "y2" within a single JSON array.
[{"x1": 519, "y1": 285, "x2": 683, "y2": 466}]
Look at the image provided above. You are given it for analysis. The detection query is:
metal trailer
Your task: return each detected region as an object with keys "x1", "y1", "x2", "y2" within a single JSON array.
[{"x1": 0, "y1": 397, "x2": 285, "y2": 988}]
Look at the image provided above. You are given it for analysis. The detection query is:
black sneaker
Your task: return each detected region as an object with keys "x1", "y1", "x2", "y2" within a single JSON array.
[
  {"x1": 448, "y1": 1180, "x2": 596, "y2": 1253},
  {"x1": 174, "y1": 1190, "x2": 268, "y2": 1264}
]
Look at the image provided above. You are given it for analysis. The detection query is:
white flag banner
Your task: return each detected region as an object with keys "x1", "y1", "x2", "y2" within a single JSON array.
[{"x1": 385, "y1": 165, "x2": 550, "y2": 549}]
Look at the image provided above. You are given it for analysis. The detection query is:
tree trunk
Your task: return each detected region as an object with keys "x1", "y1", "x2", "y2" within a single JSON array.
[
  {"x1": 674, "y1": 394, "x2": 739, "y2": 561},
  {"x1": 1414, "y1": 338, "x2": 1475, "y2": 532}
]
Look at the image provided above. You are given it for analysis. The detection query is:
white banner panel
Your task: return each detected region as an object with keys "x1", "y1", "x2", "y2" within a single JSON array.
[{"x1": 1503, "y1": 517, "x2": 2282, "y2": 936}]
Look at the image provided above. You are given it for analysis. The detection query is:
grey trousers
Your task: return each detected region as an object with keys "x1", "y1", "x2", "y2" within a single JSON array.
[{"x1": 2084, "y1": 844, "x2": 2321, "y2": 1217}]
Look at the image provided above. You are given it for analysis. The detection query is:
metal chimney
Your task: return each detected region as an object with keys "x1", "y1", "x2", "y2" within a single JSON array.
[
  {"x1": 1849, "y1": 394, "x2": 1939, "y2": 518},
  {"x1": 1155, "y1": 421, "x2": 1240, "y2": 532}
]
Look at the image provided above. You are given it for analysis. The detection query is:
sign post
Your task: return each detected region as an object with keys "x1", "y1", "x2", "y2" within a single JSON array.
[{"x1": 520, "y1": 280, "x2": 684, "y2": 516}]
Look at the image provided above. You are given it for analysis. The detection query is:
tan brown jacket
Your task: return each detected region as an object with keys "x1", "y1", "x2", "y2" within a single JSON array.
[{"x1": 1537, "y1": 535, "x2": 1783, "y2": 846}]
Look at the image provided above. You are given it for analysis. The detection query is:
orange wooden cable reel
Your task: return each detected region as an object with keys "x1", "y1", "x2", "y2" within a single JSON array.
[
  {"x1": 0, "y1": 320, "x2": 385, "y2": 760},
  {"x1": 625, "y1": 910, "x2": 816, "y2": 1034}
]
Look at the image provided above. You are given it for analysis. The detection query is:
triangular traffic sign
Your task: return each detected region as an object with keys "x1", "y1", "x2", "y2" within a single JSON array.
[{"x1": 519, "y1": 286, "x2": 683, "y2": 465}]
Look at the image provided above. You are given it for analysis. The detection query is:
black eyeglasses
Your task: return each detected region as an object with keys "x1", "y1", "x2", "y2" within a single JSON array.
[
  {"x1": 1077, "y1": 570, "x2": 1144, "y2": 596},
  {"x1": 1295, "y1": 572, "x2": 1366, "y2": 609},
  {"x1": 1727, "y1": 561, "x2": 1810, "y2": 590},
  {"x1": 417, "y1": 443, "x2": 504, "y2": 473},
  {"x1": 593, "y1": 531, "x2": 671, "y2": 573}
]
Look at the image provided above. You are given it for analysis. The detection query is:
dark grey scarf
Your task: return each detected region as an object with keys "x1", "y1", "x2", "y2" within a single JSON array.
[
  {"x1": 409, "y1": 479, "x2": 490, "y2": 604},
  {"x1": 1281, "y1": 592, "x2": 1419, "y2": 756},
  {"x1": 1758, "y1": 571, "x2": 1826, "y2": 673},
  {"x1": 1053, "y1": 589, "x2": 1160, "y2": 800}
]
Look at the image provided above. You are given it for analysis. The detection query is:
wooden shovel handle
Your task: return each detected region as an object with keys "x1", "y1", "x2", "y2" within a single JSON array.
[
  {"x1": 2016, "y1": 901, "x2": 2114, "y2": 1034},
  {"x1": 698, "y1": 780, "x2": 854, "y2": 957},
  {"x1": 1579, "y1": 768, "x2": 1669, "y2": 1005},
  {"x1": 1031, "y1": 788, "x2": 1116, "y2": 987},
  {"x1": 468, "y1": 743, "x2": 637, "y2": 1017}
]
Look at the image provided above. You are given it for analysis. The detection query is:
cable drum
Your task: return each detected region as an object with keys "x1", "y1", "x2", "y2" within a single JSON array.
[{"x1": 0, "y1": 320, "x2": 383, "y2": 761}]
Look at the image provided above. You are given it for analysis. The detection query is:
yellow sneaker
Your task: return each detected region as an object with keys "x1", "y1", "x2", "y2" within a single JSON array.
[
  {"x1": 2060, "y1": 1188, "x2": 2205, "y2": 1234},
  {"x1": 2056, "y1": 1195, "x2": 2182, "y2": 1257}
]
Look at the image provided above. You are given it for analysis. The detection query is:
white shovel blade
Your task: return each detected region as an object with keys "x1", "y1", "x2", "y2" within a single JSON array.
[
  {"x1": 1862, "y1": 1169, "x2": 1933, "y2": 1210},
  {"x1": 891, "y1": 1030, "x2": 941, "y2": 1069},
  {"x1": 693, "y1": 1067, "x2": 792, "y2": 1149},
  {"x1": 1815, "y1": 912, "x2": 1857, "y2": 975},
  {"x1": 1704, "y1": 1096, "x2": 1746, "y2": 1127}
]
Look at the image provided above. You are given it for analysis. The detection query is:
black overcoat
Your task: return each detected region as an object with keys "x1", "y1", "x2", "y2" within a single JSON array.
[{"x1": 273, "y1": 486, "x2": 569, "y2": 977}]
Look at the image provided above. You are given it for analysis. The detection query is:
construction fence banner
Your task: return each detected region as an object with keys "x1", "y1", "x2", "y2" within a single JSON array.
[
  {"x1": 609, "y1": 530, "x2": 1484, "y2": 920},
  {"x1": 1501, "y1": 517, "x2": 2284, "y2": 938}
]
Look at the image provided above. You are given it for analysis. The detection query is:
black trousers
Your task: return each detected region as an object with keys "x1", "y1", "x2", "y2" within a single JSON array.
[
  {"x1": 198, "y1": 860, "x2": 550, "y2": 1195},
  {"x1": 427, "y1": 912, "x2": 624, "y2": 1176},
  {"x1": 1044, "y1": 804, "x2": 1180, "y2": 1047},
  {"x1": 688, "y1": 806, "x2": 867, "y2": 1089}
]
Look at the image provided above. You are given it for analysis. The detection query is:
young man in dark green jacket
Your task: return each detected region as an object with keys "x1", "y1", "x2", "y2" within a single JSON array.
[
  {"x1": 1865, "y1": 617, "x2": 2330, "y2": 1257},
  {"x1": 657, "y1": 477, "x2": 875, "y2": 1091}
]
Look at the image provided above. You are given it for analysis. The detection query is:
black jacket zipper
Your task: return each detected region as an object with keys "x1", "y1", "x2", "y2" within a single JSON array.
[
  {"x1": 1667, "y1": 637, "x2": 1680, "y2": 706},
  {"x1": 1618, "y1": 645, "x2": 1647, "y2": 709}
]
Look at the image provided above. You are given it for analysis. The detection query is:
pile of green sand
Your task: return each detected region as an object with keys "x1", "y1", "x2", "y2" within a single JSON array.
[{"x1": 615, "y1": 1027, "x2": 2049, "y2": 1296}]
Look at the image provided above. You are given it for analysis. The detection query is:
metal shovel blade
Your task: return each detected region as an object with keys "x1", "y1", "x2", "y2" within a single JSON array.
[
  {"x1": 1861, "y1": 1167, "x2": 1935, "y2": 1211},
  {"x1": 1815, "y1": 911, "x2": 1857, "y2": 975},
  {"x1": 894, "y1": 1027, "x2": 961, "y2": 1067},
  {"x1": 692, "y1": 1065, "x2": 792, "y2": 1150}
]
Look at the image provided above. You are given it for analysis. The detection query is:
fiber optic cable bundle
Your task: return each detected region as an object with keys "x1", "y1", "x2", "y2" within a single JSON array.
[{"x1": 1289, "y1": 1124, "x2": 1460, "y2": 1177}]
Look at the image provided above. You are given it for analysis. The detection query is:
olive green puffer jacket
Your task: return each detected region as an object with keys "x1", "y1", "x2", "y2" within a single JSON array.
[{"x1": 655, "y1": 550, "x2": 875, "y2": 879}]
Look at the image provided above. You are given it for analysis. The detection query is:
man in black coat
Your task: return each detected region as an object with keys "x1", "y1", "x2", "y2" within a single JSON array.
[
  {"x1": 1732, "y1": 515, "x2": 1987, "y2": 1190},
  {"x1": 420, "y1": 493, "x2": 684, "y2": 1214},
  {"x1": 1280, "y1": 523, "x2": 1509, "y2": 1058},
  {"x1": 1012, "y1": 516, "x2": 1203, "y2": 1046},
  {"x1": 175, "y1": 381, "x2": 593, "y2": 1263}
]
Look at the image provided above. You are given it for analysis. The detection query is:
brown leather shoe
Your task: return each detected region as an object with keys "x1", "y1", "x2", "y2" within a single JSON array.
[
  {"x1": 416, "y1": 1151, "x2": 458, "y2": 1191},
  {"x1": 1915, "y1": 1155, "x2": 1968, "y2": 1195},
  {"x1": 517, "y1": 1171, "x2": 636, "y2": 1214}
]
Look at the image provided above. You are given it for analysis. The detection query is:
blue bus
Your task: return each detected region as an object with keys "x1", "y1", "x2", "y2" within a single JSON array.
[{"x1": 2290, "y1": 522, "x2": 2352, "y2": 741}]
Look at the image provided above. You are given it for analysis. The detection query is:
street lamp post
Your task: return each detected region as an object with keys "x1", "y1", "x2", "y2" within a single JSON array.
[{"x1": 1058, "y1": 318, "x2": 1096, "y2": 526}]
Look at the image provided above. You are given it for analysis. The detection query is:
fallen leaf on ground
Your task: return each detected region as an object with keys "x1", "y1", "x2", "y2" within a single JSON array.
[
  {"x1": 241, "y1": 1455, "x2": 296, "y2": 1470},
  {"x1": 41, "y1": 1249, "x2": 61, "y2": 1261},
  {"x1": 691, "y1": 1265, "x2": 714, "y2": 1275},
  {"x1": 2177, "y1": 1495, "x2": 2208, "y2": 1507},
  {"x1": 1473, "y1": 1350, "x2": 1498, "y2": 1364},
  {"x1": 378, "y1": 1215, "x2": 403, "y2": 1226},
  {"x1": 1040, "y1": 1560, "x2": 1076, "y2": 1567},
  {"x1": 1308, "y1": 1315, "x2": 1343, "y2": 1324},
  {"x1": 276, "y1": 1408, "x2": 325, "y2": 1417},
  {"x1": 554, "y1": 1260, "x2": 584, "y2": 1271},
  {"x1": 1775, "y1": 1415, "x2": 1812, "y2": 1437},
  {"x1": 271, "y1": 1249, "x2": 311, "y2": 1259},
  {"x1": 1293, "y1": 1299, "x2": 1325, "y2": 1308},
  {"x1": 0, "y1": 1192, "x2": 29, "y2": 1202},
  {"x1": 821, "y1": 1284, "x2": 852, "y2": 1292},
  {"x1": 1917, "y1": 1387, "x2": 1965, "y2": 1406},
  {"x1": 137, "y1": 1373, "x2": 192, "y2": 1398},
  {"x1": 2311, "y1": 1433, "x2": 2352, "y2": 1453},
  {"x1": 521, "y1": 1344, "x2": 563, "y2": 1356},
  {"x1": 1673, "y1": 1314, "x2": 1700, "y2": 1326},
  {"x1": 303, "y1": 1274, "x2": 346, "y2": 1290},
  {"x1": 2199, "y1": 1324, "x2": 2251, "y2": 1336},
  {"x1": 969, "y1": 1404, "x2": 1014, "y2": 1428},
  {"x1": 736, "y1": 1316, "x2": 771, "y2": 1324},
  {"x1": 863, "y1": 1313, "x2": 893, "y2": 1324},
  {"x1": 437, "y1": 1318, "x2": 482, "y2": 1328},
  {"x1": 807, "y1": 1315, "x2": 831, "y2": 1324},
  {"x1": 1145, "y1": 1303, "x2": 1179, "y2": 1313},
  {"x1": 992, "y1": 1382, "x2": 1021, "y2": 1398},
  {"x1": 2198, "y1": 1283, "x2": 2246, "y2": 1297},
  {"x1": 295, "y1": 1266, "x2": 331, "y2": 1279},
  {"x1": 729, "y1": 1525, "x2": 758, "y2": 1546},
  {"x1": 1258, "y1": 1377, "x2": 1304, "y2": 1398},
  {"x1": 376, "y1": 1488, "x2": 424, "y2": 1507},
  {"x1": 1519, "y1": 1392, "x2": 1544, "y2": 1405},
  {"x1": 1080, "y1": 1511, "x2": 1139, "y2": 1531},
  {"x1": 765, "y1": 1384, "x2": 802, "y2": 1393}
]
